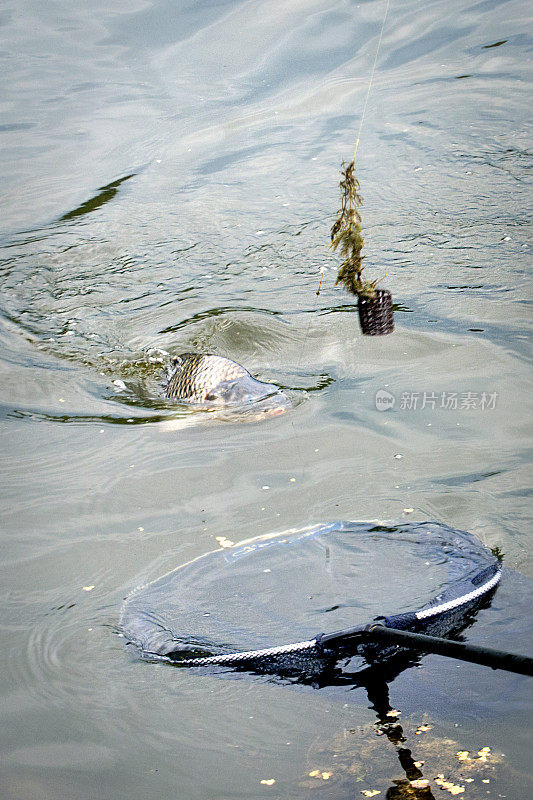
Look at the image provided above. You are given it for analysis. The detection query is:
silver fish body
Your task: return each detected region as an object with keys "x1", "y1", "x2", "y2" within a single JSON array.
[{"x1": 164, "y1": 353, "x2": 291, "y2": 417}]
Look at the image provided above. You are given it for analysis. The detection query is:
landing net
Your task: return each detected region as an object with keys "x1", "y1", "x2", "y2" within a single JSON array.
[{"x1": 119, "y1": 521, "x2": 500, "y2": 677}]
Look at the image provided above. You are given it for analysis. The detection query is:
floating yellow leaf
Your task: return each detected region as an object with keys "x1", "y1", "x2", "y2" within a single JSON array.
[
  {"x1": 415, "y1": 724, "x2": 432, "y2": 734},
  {"x1": 434, "y1": 775, "x2": 465, "y2": 795},
  {"x1": 260, "y1": 779, "x2": 275, "y2": 786}
]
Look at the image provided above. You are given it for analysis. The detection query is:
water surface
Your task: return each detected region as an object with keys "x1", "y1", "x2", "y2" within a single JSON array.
[{"x1": 1, "y1": 1, "x2": 531, "y2": 798}]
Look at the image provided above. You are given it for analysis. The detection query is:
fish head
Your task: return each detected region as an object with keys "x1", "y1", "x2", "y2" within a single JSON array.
[{"x1": 206, "y1": 376, "x2": 292, "y2": 419}]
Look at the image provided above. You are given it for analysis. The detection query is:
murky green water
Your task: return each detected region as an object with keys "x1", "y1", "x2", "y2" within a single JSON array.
[{"x1": 1, "y1": 1, "x2": 531, "y2": 798}]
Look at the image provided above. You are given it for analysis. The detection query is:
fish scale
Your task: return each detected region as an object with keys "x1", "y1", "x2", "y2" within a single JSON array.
[{"x1": 165, "y1": 353, "x2": 248, "y2": 402}]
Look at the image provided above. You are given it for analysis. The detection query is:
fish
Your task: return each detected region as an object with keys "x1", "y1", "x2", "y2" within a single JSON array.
[{"x1": 164, "y1": 353, "x2": 291, "y2": 417}]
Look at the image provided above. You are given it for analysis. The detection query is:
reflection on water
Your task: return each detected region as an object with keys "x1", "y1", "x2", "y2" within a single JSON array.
[
  {"x1": 59, "y1": 174, "x2": 136, "y2": 222},
  {"x1": 0, "y1": 0, "x2": 531, "y2": 798}
]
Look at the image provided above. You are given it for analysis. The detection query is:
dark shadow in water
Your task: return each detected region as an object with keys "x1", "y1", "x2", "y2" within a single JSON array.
[
  {"x1": 7, "y1": 408, "x2": 169, "y2": 425},
  {"x1": 362, "y1": 663, "x2": 439, "y2": 799},
  {"x1": 59, "y1": 173, "x2": 135, "y2": 222},
  {"x1": 483, "y1": 39, "x2": 507, "y2": 48},
  {"x1": 305, "y1": 302, "x2": 412, "y2": 317},
  {"x1": 159, "y1": 305, "x2": 283, "y2": 334},
  {"x1": 0, "y1": 122, "x2": 36, "y2": 132}
]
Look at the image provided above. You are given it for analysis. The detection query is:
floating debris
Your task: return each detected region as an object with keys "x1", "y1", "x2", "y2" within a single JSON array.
[
  {"x1": 309, "y1": 770, "x2": 333, "y2": 780},
  {"x1": 410, "y1": 779, "x2": 430, "y2": 789},
  {"x1": 215, "y1": 536, "x2": 234, "y2": 548},
  {"x1": 434, "y1": 774, "x2": 465, "y2": 794},
  {"x1": 302, "y1": 719, "x2": 503, "y2": 799},
  {"x1": 415, "y1": 724, "x2": 432, "y2": 735}
]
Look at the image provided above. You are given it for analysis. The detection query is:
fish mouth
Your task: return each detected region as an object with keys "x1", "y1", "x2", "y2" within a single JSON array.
[
  {"x1": 220, "y1": 391, "x2": 292, "y2": 421},
  {"x1": 248, "y1": 404, "x2": 288, "y2": 420},
  {"x1": 262, "y1": 406, "x2": 288, "y2": 418},
  {"x1": 252, "y1": 391, "x2": 292, "y2": 416},
  {"x1": 164, "y1": 391, "x2": 292, "y2": 420}
]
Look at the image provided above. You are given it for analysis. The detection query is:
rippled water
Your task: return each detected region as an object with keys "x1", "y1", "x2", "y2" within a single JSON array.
[{"x1": 1, "y1": 1, "x2": 531, "y2": 798}]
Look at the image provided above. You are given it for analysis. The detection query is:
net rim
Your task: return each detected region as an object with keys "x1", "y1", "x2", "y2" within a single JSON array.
[{"x1": 120, "y1": 521, "x2": 502, "y2": 670}]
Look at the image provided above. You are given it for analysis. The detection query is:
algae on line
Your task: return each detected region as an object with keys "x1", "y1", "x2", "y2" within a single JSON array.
[
  {"x1": 330, "y1": 159, "x2": 377, "y2": 300},
  {"x1": 328, "y1": 158, "x2": 395, "y2": 336}
]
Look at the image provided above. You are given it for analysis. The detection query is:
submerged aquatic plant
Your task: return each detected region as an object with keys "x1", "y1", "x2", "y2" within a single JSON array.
[
  {"x1": 330, "y1": 160, "x2": 377, "y2": 300},
  {"x1": 490, "y1": 545, "x2": 504, "y2": 564}
]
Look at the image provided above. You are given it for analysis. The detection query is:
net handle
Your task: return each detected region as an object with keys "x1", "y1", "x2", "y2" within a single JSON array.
[{"x1": 317, "y1": 624, "x2": 533, "y2": 677}]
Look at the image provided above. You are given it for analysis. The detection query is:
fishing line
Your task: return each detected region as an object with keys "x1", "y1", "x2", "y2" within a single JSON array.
[
  {"x1": 315, "y1": 0, "x2": 390, "y2": 297},
  {"x1": 352, "y1": 0, "x2": 390, "y2": 164},
  {"x1": 292, "y1": 0, "x2": 392, "y2": 489}
]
